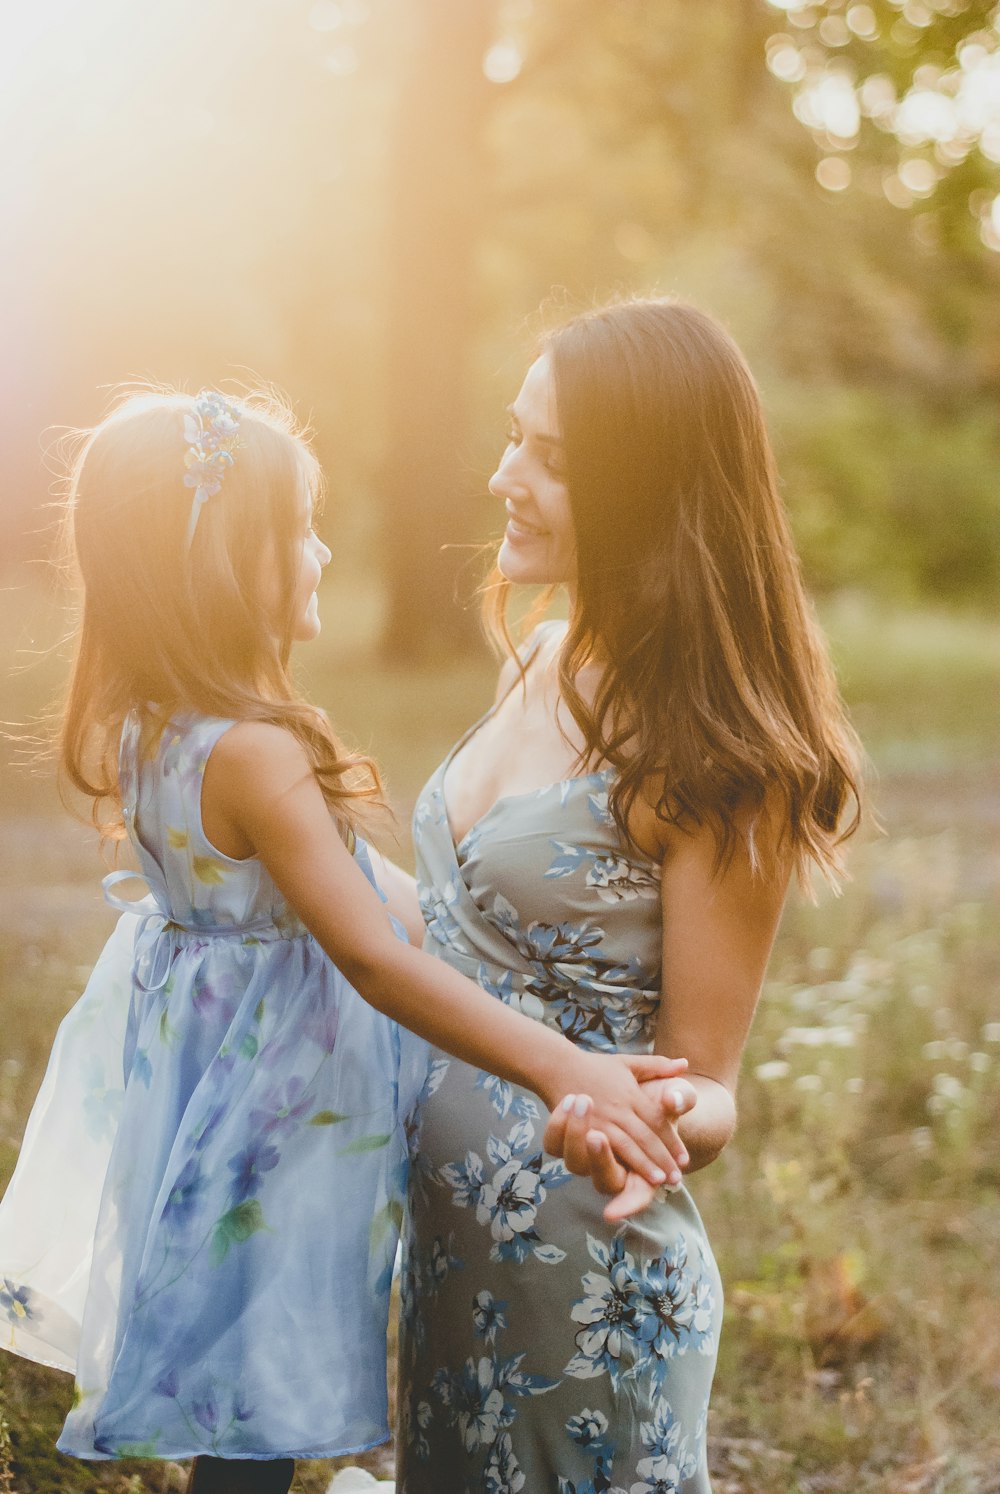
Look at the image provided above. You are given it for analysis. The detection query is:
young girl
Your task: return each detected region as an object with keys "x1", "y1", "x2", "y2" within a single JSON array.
[{"x1": 0, "y1": 388, "x2": 687, "y2": 1494}]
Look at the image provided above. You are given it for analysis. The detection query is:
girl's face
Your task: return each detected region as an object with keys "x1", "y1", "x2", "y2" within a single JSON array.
[
  {"x1": 490, "y1": 354, "x2": 576, "y2": 587},
  {"x1": 288, "y1": 483, "x2": 332, "y2": 642}
]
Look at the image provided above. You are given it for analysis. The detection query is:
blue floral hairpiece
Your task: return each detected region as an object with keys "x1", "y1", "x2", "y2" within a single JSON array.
[{"x1": 183, "y1": 390, "x2": 241, "y2": 548}]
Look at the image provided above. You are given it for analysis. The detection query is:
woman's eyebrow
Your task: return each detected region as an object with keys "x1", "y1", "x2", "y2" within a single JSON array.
[{"x1": 506, "y1": 404, "x2": 563, "y2": 446}]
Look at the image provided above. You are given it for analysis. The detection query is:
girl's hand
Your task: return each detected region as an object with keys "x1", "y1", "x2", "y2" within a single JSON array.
[
  {"x1": 544, "y1": 1076, "x2": 699, "y2": 1218},
  {"x1": 542, "y1": 1055, "x2": 691, "y2": 1188}
]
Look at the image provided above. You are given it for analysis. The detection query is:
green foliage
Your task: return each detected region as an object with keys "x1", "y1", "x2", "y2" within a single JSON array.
[
  {"x1": 773, "y1": 386, "x2": 1000, "y2": 601},
  {"x1": 209, "y1": 1200, "x2": 268, "y2": 1267}
]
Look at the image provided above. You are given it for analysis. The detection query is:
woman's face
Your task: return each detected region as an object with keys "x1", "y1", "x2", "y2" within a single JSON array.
[{"x1": 490, "y1": 354, "x2": 576, "y2": 587}]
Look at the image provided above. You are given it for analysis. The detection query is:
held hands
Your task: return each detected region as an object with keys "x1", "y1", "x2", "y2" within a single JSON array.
[{"x1": 543, "y1": 1070, "x2": 698, "y2": 1223}]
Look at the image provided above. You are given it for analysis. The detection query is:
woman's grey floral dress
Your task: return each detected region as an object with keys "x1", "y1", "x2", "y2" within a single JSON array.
[{"x1": 398, "y1": 691, "x2": 723, "y2": 1494}]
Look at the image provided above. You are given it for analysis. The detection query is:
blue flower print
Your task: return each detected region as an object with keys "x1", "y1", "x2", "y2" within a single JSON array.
[
  {"x1": 587, "y1": 787, "x2": 615, "y2": 826},
  {"x1": 485, "y1": 1428, "x2": 526, "y2": 1493},
  {"x1": 162, "y1": 1157, "x2": 207, "y2": 1229},
  {"x1": 433, "y1": 1358, "x2": 506, "y2": 1453},
  {"x1": 1, "y1": 1278, "x2": 35, "y2": 1327},
  {"x1": 191, "y1": 967, "x2": 241, "y2": 1020},
  {"x1": 628, "y1": 1399, "x2": 698, "y2": 1493},
  {"x1": 227, "y1": 1138, "x2": 280, "y2": 1201},
  {"x1": 415, "y1": 1399, "x2": 434, "y2": 1462},
  {"x1": 419, "y1": 872, "x2": 465, "y2": 952},
  {"x1": 130, "y1": 1047, "x2": 153, "y2": 1088},
  {"x1": 545, "y1": 838, "x2": 660, "y2": 905},
  {"x1": 401, "y1": 1394, "x2": 434, "y2": 1463},
  {"x1": 476, "y1": 1070, "x2": 515, "y2": 1118},
  {"x1": 430, "y1": 1234, "x2": 462, "y2": 1291},
  {"x1": 558, "y1": 1406, "x2": 625, "y2": 1494},
  {"x1": 477, "y1": 1157, "x2": 540, "y2": 1243},
  {"x1": 155, "y1": 1369, "x2": 180, "y2": 1398},
  {"x1": 433, "y1": 1341, "x2": 559, "y2": 1459},
  {"x1": 233, "y1": 1393, "x2": 255, "y2": 1424},
  {"x1": 80, "y1": 1052, "x2": 123, "y2": 1144},
  {"x1": 567, "y1": 1407, "x2": 611, "y2": 1453},
  {"x1": 481, "y1": 894, "x2": 657, "y2": 1052},
  {"x1": 469, "y1": 1131, "x2": 571, "y2": 1265},
  {"x1": 473, "y1": 1290, "x2": 508, "y2": 1345},
  {"x1": 476, "y1": 963, "x2": 521, "y2": 1009},
  {"x1": 633, "y1": 1243, "x2": 717, "y2": 1384},
  {"x1": 526, "y1": 977, "x2": 657, "y2": 1055},
  {"x1": 565, "y1": 1236, "x2": 645, "y2": 1388},
  {"x1": 406, "y1": 1057, "x2": 450, "y2": 1205},
  {"x1": 302, "y1": 989, "x2": 340, "y2": 1053},
  {"x1": 585, "y1": 855, "x2": 660, "y2": 905},
  {"x1": 439, "y1": 1150, "x2": 486, "y2": 1210},
  {"x1": 192, "y1": 1388, "x2": 220, "y2": 1434},
  {"x1": 249, "y1": 1077, "x2": 313, "y2": 1134}
]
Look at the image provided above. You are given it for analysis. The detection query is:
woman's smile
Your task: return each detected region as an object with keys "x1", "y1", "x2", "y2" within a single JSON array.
[
  {"x1": 505, "y1": 507, "x2": 549, "y2": 541},
  {"x1": 491, "y1": 354, "x2": 576, "y2": 586}
]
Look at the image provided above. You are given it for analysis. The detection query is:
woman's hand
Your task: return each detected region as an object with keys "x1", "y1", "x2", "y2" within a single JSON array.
[
  {"x1": 544, "y1": 1075, "x2": 699, "y2": 1219},
  {"x1": 542, "y1": 1055, "x2": 692, "y2": 1188}
]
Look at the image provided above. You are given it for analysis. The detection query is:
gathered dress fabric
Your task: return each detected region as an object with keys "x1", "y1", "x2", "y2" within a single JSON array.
[
  {"x1": 0, "y1": 711, "x2": 427, "y2": 1462},
  {"x1": 397, "y1": 690, "x2": 723, "y2": 1494}
]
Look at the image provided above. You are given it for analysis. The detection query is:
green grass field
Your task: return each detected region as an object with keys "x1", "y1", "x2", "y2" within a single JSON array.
[{"x1": 1, "y1": 573, "x2": 998, "y2": 1493}]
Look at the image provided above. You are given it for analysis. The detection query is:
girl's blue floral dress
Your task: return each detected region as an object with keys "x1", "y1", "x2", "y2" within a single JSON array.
[
  {"x1": 398, "y1": 629, "x2": 723, "y2": 1494},
  {"x1": 0, "y1": 712, "x2": 427, "y2": 1462}
]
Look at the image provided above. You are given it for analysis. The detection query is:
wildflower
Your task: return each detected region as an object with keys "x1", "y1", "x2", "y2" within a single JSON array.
[{"x1": 754, "y1": 1060, "x2": 789, "y2": 1082}]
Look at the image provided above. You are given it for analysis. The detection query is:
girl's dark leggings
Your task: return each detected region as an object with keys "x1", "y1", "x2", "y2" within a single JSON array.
[{"x1": 184, "y1": 1455, "x2": 296, "y2": 1493}]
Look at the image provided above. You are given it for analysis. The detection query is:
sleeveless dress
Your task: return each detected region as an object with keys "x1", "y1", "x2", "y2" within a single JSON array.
[
  {"x1": 0, "y1": 711, "x2": 427, "y2": 1462},
  {"x1": 397, "y1": 684, "x2": 723, "y2": 1493}
]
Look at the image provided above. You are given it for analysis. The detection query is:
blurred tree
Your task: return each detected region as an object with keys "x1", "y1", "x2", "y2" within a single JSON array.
[
  {"x1": 379, "y1": 0, "x2": 499, "y2": 660},
  {"x1": 762, "y1": 0, "x2": 1000, "y2": 250},
  {"x1": 2, "y1": 0, "x2": 997, "y2": 609}
]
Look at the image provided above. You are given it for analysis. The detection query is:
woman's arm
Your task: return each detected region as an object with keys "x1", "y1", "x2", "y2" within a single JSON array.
[
  {"x1": 205, "y1": 721, "x2": 684, "y2": 1185},
  {"x1": 654, "y1": 809, "x2": 790, "y2": 1165},
  {"x1": 546, "y1": 805, "x2": 791, "y2": 1213}
]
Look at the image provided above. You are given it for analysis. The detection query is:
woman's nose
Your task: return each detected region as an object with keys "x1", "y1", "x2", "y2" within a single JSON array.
[{"x1": 488, "y1": 445, "x2": 523, "y2": 499}]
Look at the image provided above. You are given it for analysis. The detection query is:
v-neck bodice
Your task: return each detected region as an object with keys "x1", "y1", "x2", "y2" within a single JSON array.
[{"x1": 414, "y1": 699, "x2": 664, "y2": 1055}]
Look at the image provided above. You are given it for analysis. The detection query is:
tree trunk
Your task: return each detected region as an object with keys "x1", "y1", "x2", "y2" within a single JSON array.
[{"x1": 380, "y1": 0, "x2": 498, "y2": 661}]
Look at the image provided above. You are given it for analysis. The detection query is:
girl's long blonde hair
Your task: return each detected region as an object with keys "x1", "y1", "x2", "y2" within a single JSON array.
[
  {"x1": 486, "y1": 299, "x2": 862, "y2": 887},
  {"x1": 60, "y1": 383, "x2": 383, "y2": 838}
]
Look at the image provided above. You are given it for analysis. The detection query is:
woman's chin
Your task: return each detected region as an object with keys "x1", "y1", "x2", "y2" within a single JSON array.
[{"x1": 497, "y1": 537, "x2": 547, "y2": 585}]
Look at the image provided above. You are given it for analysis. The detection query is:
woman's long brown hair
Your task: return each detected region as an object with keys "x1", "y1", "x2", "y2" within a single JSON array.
[
  {"x1": 60, "y1": 384, "x2": 383, "y2": 840},
  {"x1": 486, "y1": 299, "x2": 862, "y2": 885}
]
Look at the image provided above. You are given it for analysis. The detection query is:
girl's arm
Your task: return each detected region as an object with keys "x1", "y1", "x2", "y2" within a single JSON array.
[
  {"x1": 545, "y1": 804, "x2": 791, "y2": 1216},
  {"x1": 204, "y1": 721, "x2": 684, "y2": 1186}
]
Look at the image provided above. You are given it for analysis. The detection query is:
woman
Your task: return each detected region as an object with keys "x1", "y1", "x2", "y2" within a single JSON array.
[{"x1": 393, "y1": 298, "x2": 861, "y2": 1492}]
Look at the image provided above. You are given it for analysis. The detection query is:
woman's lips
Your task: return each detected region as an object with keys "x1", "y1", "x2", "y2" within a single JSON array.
[{"x1": 505, "y1": 515, "x2": 548, "y2": 540}]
